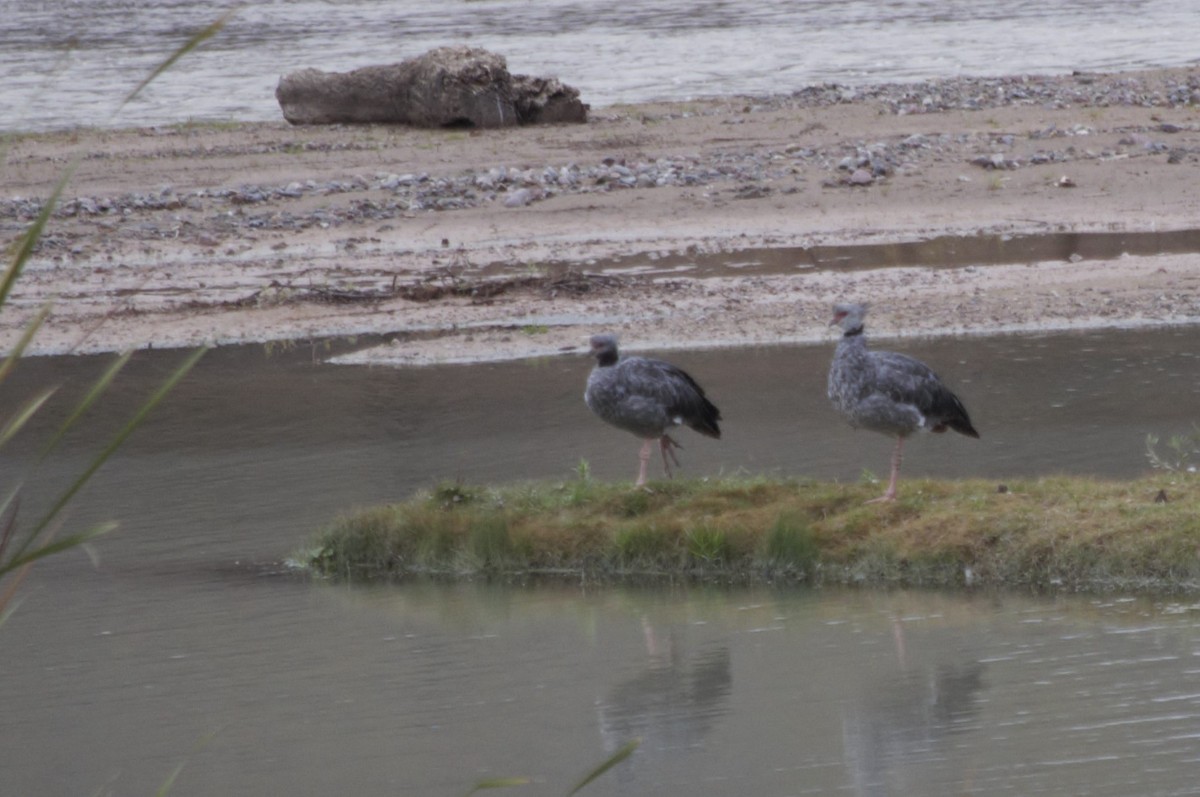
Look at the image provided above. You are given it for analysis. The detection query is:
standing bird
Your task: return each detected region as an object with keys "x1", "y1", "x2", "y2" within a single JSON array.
[
  {"x1": 827, "y1": 303, "x2": 979, "y2": 502},
  {"x1": 585, "y1": 333, "x2": 722, "y2": 486}
]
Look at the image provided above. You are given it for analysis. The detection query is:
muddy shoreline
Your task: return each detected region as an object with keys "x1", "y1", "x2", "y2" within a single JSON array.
[{"x1": 3, "y1": 67, "x2": 1199, "y2": 363}]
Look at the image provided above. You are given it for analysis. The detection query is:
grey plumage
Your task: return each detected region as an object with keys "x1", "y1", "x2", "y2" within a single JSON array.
[
  {"x1": 827, "y1": 303, "x2": 978, "y2": 501},
  {"x1": 585, "y1": 333, "x2": 721, "y2": 485}
]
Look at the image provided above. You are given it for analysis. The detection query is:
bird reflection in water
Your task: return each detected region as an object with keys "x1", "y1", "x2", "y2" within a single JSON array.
[
  {"x1": 595, "y1": 617, "x2": 732, "y2": 782},
  {"x1": 841, "y1": 617, "x2": 987, "y2": 796}
]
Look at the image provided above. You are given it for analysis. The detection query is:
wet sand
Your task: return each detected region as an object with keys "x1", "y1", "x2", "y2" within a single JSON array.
[{"x1": 3, "y1": 67, "x2": 1199, "y2": 363}]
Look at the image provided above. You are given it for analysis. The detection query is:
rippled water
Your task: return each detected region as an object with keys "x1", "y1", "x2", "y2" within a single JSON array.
[
  {"x1": 2, "y1": 327, "x2": 1200, "y2": 793},
  {"x1": 3, "y1": 0, "x2": 1198, "y2": 132},
  {"x1": 7, "y1": 578, "x2": 1200, "y2": 795}
]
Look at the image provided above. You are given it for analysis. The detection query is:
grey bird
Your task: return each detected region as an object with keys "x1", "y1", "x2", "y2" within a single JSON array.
[
  {"x1": 585, "y1": 333, "x2": 722, "y2": 486},
  {"x1": 827, "y1": 303, "x2": 979, "y2": 502}
]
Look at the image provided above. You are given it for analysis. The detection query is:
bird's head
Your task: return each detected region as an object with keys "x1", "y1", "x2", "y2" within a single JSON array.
[
  {"x1": 830, "y1": 303, "x2": 868, "y2": 334},
  {"x1": 588, "y1": 333, "x2": 620, "y2": 365}
]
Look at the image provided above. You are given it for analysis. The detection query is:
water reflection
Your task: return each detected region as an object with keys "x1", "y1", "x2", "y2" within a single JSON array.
[
  {"x1": 9, "y1": 567, "x2": 1200, "y2": 795},
  {"x1": 842, "y1": 652, "x2": 986, "y2": 796},
  {"x1": 596, "y1": 618, "x2": 732, "y2": 771}
]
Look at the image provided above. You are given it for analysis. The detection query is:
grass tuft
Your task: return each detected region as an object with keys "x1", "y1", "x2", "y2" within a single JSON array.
[
  {"x1": 686, "y1": 525, "x2": 730, "y2": 564},
  {"x1": 763, "y1": 511, "x2": 820, "y2": 575},
  {"x1": 613, "y1": 523, "x2": 677, "y2": 568},
  {"x1": 467, "y1": 515, "x2": 514, "y2": 569}
]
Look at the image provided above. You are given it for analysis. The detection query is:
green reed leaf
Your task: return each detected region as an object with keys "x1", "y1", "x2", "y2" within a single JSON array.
[
  {"x1": 2, "y1": 166, "x2": 77, "y2": 307},
  {"x1": 0, "y1": 386, "x2": 57, "y2": 450},
  {"x1": 0, "y1": 521, "x2": 117, "y2": 579},
  {"x1": 21, "y1": 346, "x2": 207, "y2": 556},
  {"x1": 567, "y1": 738, "x2": 640, "y2": 795},
  {"x1": 118, "y1": 9, "x2": 237, "y2": 114},
  {"x1": 464, "y1": 776, "x2": 532, "y2": 795},
  {"x1": 36, "y1": 350, "x2": 135, "y2": 461},
  {"x1": 0, "y1": 303, "x2": 51, "y2": 386}
]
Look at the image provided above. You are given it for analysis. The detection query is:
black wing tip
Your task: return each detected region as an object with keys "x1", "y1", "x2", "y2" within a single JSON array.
[
  {"x1": 682, "y1": 396, "x2": 721, "y2": 439},
  {"x1": 696, "y1": 418, "x2": 722, "y2": 439},
  {"x1": 705, "y1": 403, "x2": 723, "y2": 438},
  {"x1": 690, "y1": 413, "x2": 722, "y2": 439},
  {"x1": 956, "y1": 421, "x2": 981, "y2": 439}
]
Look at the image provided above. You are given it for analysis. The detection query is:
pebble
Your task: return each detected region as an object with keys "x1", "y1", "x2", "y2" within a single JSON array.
[
  {"x1": 503, "y1": 187, "x2": 540, "y2": 208},
  {"x1": 805, "y1": 72, "x2": 1200, "y2": 115},
  {"x1": 848, "y1": 168, "x2": 874, "y2": 186}
]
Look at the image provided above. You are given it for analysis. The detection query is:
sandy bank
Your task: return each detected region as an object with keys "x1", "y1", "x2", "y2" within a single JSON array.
[{"x1": 3, "y1": 67, "x2": 1199, "y2": 363}]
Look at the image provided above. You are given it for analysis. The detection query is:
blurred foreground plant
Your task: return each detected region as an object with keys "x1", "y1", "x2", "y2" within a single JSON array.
[
  {"x1": 1146, "y1": 425, "x2": 1200, "y2": 474},
  {"x1": 0, "y1": 11, "x2": 235, "y2": 622},
  {"x1": 465, "y1": 738, "x2": 640, "y2": 796}
]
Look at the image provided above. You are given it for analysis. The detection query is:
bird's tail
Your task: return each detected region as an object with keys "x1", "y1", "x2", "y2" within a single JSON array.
[{"x1": 931, "y1": 387, "x2": 979, "y2": 439}]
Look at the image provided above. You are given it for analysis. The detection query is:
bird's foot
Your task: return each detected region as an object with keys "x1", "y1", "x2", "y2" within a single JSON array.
[{"x1": 865, "y1": 492, "x2": 897, "y2": 504}]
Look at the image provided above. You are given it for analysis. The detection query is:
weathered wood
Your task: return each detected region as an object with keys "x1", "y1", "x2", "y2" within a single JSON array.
[{"x1": 275, "y1": 46, "x2": 587, "y2": 127}]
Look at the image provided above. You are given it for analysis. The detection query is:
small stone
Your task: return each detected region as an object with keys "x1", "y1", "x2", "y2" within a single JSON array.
[
  {"x1": 503, "y1": 187, "x2": 538, "y2": 208},
  {"x1": 848, "y1": 168, "x2": 874, "y2": 186},
  {"x1": 1119, "y1": 133, "x2": 1155, "y2": 149}
]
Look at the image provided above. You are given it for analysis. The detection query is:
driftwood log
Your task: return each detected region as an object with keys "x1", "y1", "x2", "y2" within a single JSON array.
[{"x1": 275, "y1": 46, "x2": 587, "y2": 127}]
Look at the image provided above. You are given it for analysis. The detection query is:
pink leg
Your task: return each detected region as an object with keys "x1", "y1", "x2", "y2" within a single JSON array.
[
  {"x1": 636, "y1": 439, "x2": 653, "y2": 486},
  {"x1": 867, "y1": 436, "x2": 904, "y2": 503},
  {"x1": 659, "y1": 434, "x2": 682, "y2": 479}
]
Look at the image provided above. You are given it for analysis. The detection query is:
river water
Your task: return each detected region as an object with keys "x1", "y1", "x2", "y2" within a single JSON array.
[
  {"x1": 2, "y1": 326, "x2": 1200, "y2": 794},
  {"x1": 3, "y1": 0, "x2": 1199, "y2": 132}
]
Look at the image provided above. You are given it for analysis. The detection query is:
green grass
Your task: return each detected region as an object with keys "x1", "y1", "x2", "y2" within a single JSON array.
[{"x1": 300, "y1": 474, "x2": 1200, "y2": 590}]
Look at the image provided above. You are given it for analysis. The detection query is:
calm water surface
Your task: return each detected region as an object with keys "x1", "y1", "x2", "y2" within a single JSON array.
[
  {"x1": 3, "y1": 0, "x2": 1199, "y2": 132},
  {"x1": 2, "y1": 326, "x2": 1200, "y2": 794}
]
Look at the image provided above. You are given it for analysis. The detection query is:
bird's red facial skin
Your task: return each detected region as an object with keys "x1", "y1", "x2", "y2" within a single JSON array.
[{"x1": 830, "y1": 311, "x2": 847, "y2": 326}]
